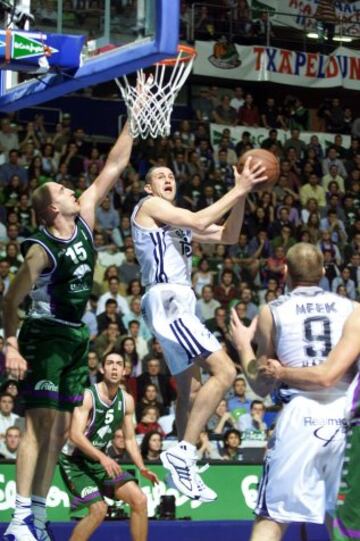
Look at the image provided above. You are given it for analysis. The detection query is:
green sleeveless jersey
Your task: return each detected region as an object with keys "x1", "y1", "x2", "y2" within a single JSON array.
[
  {"x1": 21, "y1": 216, "x2": 95, "y2": 324},
  {"x1": 64, "y1": 384, "x2": 126, "y2": 458}
]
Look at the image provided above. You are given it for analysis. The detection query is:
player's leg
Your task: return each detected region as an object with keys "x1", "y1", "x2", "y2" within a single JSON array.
[
  {"x1": 250, "y1": 517, "x2": 287, "y2": 541},
  {"x1": 182, "y1": 349, "x2": 236, "y2": 444},
  {"x1": 69, "y1": 501, "x2": 108, "y2": 541},
  {"x1": 32, "y1": 410, "x2": 71, "y2": 539},
  {"x1": 114, "y1": 481, "x2": 148, "y2": 541},
  {"x1": 174, "y1": 364, "x2": 201, "y2": 440},
  {"x1": 333, "y1": 425, "x2": 360, "y2": 541}
]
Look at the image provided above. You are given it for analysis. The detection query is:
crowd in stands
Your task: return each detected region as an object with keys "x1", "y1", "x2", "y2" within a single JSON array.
[{"x1": 0, "y1": 82, "x2": 359, "y2": 464}]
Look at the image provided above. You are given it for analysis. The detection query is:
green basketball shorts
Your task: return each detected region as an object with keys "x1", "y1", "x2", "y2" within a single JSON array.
[
  {"x1": 19, "y1": 317, "x2": 90, "y2": 412},
  {"x1": 333, "y1": 424, "x2": 360, "y2": 541},
  {"x1": 59, "y1": 453, "x2": 136, "y2": 510}
]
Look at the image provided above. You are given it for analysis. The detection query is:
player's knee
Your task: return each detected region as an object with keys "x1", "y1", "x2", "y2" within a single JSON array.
[
  {"x1": 130, "y1": 491, "x2": 147, "y2": 513},
  {"x1": 90, "y1": 501, "x2": 108, "y2": 522},
  {"x1": 219, "y1": 361, "x2": 237, "y2": 388}
]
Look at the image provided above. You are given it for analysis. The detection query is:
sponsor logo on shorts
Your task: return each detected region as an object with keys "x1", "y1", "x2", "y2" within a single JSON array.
[
  {"x1": 303, "y1": 416, "x2": 347, "y2": 427},
  {"x1": 34, "y1": 380, "x2": 59, "y2": 392},
  {"x1": 81, "y1": 486, "x2": 98, "y2": 498}
]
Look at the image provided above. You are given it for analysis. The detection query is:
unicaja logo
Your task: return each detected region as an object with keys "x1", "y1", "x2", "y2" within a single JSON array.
[
  {"x1": 34, "y1": 380, "x2": 59, "y2": 392},
  {"x1": 81, "y1": 486, "x2": 98, "y2": 498}
]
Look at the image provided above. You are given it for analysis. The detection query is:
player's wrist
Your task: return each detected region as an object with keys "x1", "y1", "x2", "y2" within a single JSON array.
[{"x1": 6, "y1": 338, "x2": 19, "y2": 351}]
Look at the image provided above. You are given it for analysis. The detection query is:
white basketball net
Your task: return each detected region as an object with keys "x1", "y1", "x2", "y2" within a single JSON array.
[{"x1": 115, "y1": 48, "x2": 196, "y2": 139}]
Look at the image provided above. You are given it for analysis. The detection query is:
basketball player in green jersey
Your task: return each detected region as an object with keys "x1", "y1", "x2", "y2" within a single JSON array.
[
  {"x1": 59, "y1": 352, "x2": 158, "y2": 541},
  {"x1": 3, "y1": 119, "x2": 134, "y2": 541}
]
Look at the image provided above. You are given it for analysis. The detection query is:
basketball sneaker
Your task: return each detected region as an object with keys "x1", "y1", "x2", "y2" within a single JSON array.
[
  {"x1": 3, "y1": 514, "x2": 39, "y2": 541},
  {"x1": 35, "y1": 521, "x2": 55, "y2": 541},
  {"x1": 161, "y1": 443, "x2": 217, "y2": 502},
  {"x1": 195, "y1": 464, "x2": 218, "y2": 503}
]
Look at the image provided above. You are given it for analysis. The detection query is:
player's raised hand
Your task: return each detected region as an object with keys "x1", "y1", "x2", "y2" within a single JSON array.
[
  {"x1": 140, "y1": 467, "x2": 159, "y2": 485},
  {"x1": 233, "y1": 157, "x2": 267, "y2": 193},
  {"x1": 100, "y1": 454, "x2": 121, "y2": 478},
  {"x1": 230, "y1": 308, "x2": 258, "y2": 352},
  {"x1": 5, "y1": 346, "x2": 28, "y2": 380},
  {"x1": 258, "y1": 359, "x2": 283, "y2": 381}
]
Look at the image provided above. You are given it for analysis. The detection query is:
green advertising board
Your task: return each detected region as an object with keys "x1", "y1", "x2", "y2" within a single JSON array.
[{"x1": 0, "y1": 463, "x2": 262, "y2": 522}]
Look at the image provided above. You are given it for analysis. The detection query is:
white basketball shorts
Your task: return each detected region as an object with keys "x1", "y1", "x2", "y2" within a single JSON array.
[
  {"x1": 141, "y1": 283, "x2": 222, "y2": 375},
  {"x1": 256, "y1": 393, "x2": 347, "y2": 524}
]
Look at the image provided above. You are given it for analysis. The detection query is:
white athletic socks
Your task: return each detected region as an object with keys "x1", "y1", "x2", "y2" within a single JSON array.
[
  {"x1": 13, "y1": 494, "x2": 32, "y2": 522},
  {"x1": 178, "y1": 440, "x2": 196, "y2": 454},
  {"x1": 32, "y1": 495, "x2": 47, "y2": 527}
]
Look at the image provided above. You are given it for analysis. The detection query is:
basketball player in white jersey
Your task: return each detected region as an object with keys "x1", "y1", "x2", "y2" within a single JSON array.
[
  {"x1": 131, "y1": 158, "x2": 267, "y2": 501},
  {"x1": 230, "y1": 243, "x2": 357, "y2": 541}
]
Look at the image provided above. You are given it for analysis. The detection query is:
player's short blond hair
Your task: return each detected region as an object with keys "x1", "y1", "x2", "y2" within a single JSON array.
[
  {"x1": 286, "y1": 242, "x2": 324, "y2": 285},
  {"x1": 32, "y1": 183, "x2": 53, "y2": 225}
]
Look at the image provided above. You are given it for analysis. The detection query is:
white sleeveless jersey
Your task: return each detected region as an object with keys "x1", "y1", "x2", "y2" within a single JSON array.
[
  {"x1": 269, "y1": 286, "x2": 355, "y2": 402},
  {"x1": 131, "y1": 197, "x2": 193, "y2": 288}
]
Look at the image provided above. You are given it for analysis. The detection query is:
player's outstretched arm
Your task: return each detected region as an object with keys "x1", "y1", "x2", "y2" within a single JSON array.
[
  {"x1": 122, "y1": 393, "x2": 159, "y2": 484},
  {"x1": 79, "y1": 121, "x2": 133, "y2": 229},
  {"x1": 142, "y1": 157, "x2": 266, "y2": 234},
  {"x1": 193, "y1": 164, "x2": 258, "y2": 244},
  {"x1": 69, "y1": 391, "x2": 121, "y2": 478},
  {"x1": 3, "y1": 244, "x2": 49, "y2": 380},
  {"x1": 260, "y1": 306, "x2": 360, "y2": 390},
  {"x1": 230, "y1": 306, "x2": 275, "y2": 397}
]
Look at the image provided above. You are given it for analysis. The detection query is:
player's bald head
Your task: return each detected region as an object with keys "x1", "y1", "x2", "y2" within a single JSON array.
[{"x1": 286, "y1": 242, "x2": 324, "y2": 286}]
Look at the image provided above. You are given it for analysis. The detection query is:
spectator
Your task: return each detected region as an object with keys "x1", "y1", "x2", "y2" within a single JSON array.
[
  {"x1": 96, "y1": 276, "x2": 130, "y2": 317},
  {"x1": 283, "y1": 129, "x2": 307, "y2": 160},
  {"x1": 227, "y1": 376, "x2": 251, "y2": 422},
  {"x1": 118, "y1": 246, "x2": 141, "y2": 288},
  {"x1": 205, "y1": 306, "x2": 228, "y2": 343},
  {"x1": 239, "y1": 287, "x2": 259, "y2": 320},
  {"x1": 107, "y1": 428, "x2": 131, "y2": 462},
  {"x1": 288, "y1": 98, "x2": 309, "y2": 131},
  {"x1": 140, "y1": 430, "x2": 163, "y2": 462},
  {"x1": 196, "y1": 431, "x2": 219, "y2": 460},
  {"x1": 95, "y1": 196, "x2": 120, "y2": 234},
  {"x1": 0, "y1": 149, "x2": 27, "y2": 186},
  {"x1": 119, "y1": 336, "x2": 140, "y2": 377},
  {"x1": 320, "y1": 209, "x2": 347, "y2": 246},
  {"x1": 136, "y1": 358, "x2": 175, "y2": 411},
  {"x1": 300, "y1": 173, "x2": 326, "y2": 209},
  {"x1": 142, "y1": 337, "x2": 168, "y2": 375},
  {"x1": 233, "y1": 301, "x2": 252, "y2": 327},
  {"x1": 322, "y1": 164, "x2": 345, "y2": 193},
  {"x1": 85, "y1": 351, "x2": 102, "y2": 386},
  {"x1": 127, "y1": 320, "x2": 149, "y2": 361},
  {"x1": 192, "y1": 258, "x2": 214, "y2": 297},
  {"x1": 121, "y1": 296, "x2": 152, "y2": 341},
  {"x1": 260, "y1": 97, "x2": 286, "y2": 130},
  {"x1": 230, "y1": 87, "x2": 244, "y2": 112},
  {"x1": 213, "y1": 95, "x2": 238, "y2": 126},
  {"x1": 136, "y1": 406, "x2": 165, "y2": 437},
  {"x1": 196, "y1": 285, "x2": 221, "y2": 323},
  {"x1": 315, "y1": 0, "x2": 337, "y2": 49},
  {"x1": 0, "y1": 426, "x2": 21, "y2": 459},
  {"x1": 194, "y1": 88, "x2": 215, "y2": 123},
  {"x1": 97, "y1": 298, "x2": 127, "y2": 335},
  {"x1": 0, "y1": 120, "x2": 19, "y2": 156},
  {"x1": 322, "y1": 147, "x2": 347, "y2": 178},
  {"x1": 331, "y1": 266, "x2": 357, "y2": 300},
  {"x1": 94, "y1": 322, "x2": 122, "y2": 360},
  {"x1": 207, "y1": 398, "x2": 236, "y2": 434},
  {"x1": 266, "y1": 246, "x2": 287, "y2": 286},
  {"x1": 219, "y1": 429, "x2": 243, "y2": 461},
  {"x1": 237, "y1": 400, "x2": 267, "y2": 438},
  {"x1": 238, "y1": 93, "x2": 260, "y2": 127},
  {"x1": 195, "y1": 5, "x2": 215, "y2": 40},
  {"x1": 214, "y1": 270, "x2": 239, "y2": 308},
  {"x1": 0, "y1": 393, "x2": 19, "y2": 439}
]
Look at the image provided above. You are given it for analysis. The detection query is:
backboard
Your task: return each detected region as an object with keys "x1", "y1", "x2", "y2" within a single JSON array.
[{"x1": 0, "y1": 0, "x2": 179, "y2": 112}]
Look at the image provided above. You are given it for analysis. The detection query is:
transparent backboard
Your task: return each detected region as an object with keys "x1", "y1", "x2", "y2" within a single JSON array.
[{"x1": 0, "y1": 0, "x2": 179, "y2": 111}]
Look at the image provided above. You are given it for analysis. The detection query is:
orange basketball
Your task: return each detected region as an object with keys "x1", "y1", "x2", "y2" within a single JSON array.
[{"x1": 237, "y1": 149, "x2": 280, "y2": 192}]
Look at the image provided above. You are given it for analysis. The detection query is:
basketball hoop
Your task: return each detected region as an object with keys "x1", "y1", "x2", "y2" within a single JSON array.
[{"x1": 115, "y1": 45, "x2": 197, "y2": 139}]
